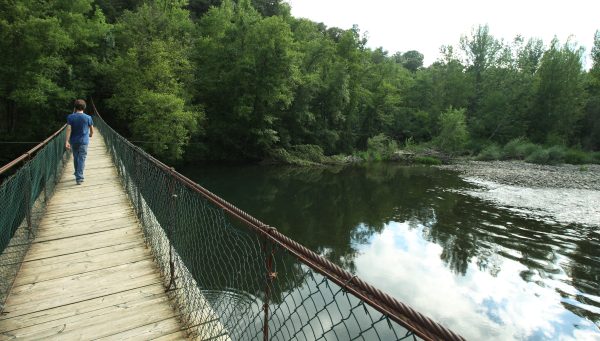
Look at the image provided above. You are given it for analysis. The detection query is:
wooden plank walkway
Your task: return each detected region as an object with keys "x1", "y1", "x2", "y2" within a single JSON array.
[{"x1": 0, "y1": 131, "x2": 188, "y2": 340}]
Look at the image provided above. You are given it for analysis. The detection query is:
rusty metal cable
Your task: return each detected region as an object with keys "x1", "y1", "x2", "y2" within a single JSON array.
[{"x1": 90, "y1": 100, "x2": 465, "y2": 341}]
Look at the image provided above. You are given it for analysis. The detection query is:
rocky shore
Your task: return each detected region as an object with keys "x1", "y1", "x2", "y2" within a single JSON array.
[
  {"x1": 439, "y1": 160, "x2": 600, "y2": 227},
  {"x1": 440, "y1": 160, "x2": 600, "y2": 190}
]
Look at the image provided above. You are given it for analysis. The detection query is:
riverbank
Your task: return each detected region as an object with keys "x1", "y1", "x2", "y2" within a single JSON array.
[
  {"x1": 440, "y1": 160, "x2": 600, "y2": 227},
  {"x1": 439, "y1": 160, "x2": 600, "y2": 190}
]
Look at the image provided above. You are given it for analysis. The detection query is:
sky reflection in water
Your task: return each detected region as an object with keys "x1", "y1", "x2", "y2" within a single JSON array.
[
  {"x1": 183, "y1": 163, "x2": 600, "y2": 340},
  {"x1": 355, "y1": 221, "x2": 599, "y2": 340}
]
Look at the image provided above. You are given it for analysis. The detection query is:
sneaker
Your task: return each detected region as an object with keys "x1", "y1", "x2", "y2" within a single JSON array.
[{"x1": 76, "y1": 180, "x2": 82, "y2": 185}]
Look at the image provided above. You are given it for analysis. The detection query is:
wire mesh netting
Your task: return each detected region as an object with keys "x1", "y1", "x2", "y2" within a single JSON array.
[
  {"x1": 0, "y1": 128, "x2": 67, "y2": 309},
  {"x1": 94, "y1": 110, "x2": 463, "y2": 341}
]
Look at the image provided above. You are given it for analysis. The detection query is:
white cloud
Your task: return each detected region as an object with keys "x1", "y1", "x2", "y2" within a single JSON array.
[
  {"x1": 286, "y1": 0, "x2": 599, "y2": 66},
  {"x1": 353, "y1": 221, "x2": 600, "y2": 340}
]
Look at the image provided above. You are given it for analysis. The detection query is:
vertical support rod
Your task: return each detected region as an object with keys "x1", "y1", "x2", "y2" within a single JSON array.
[
  {"x1": 263, "y1": 238, "x2": 274, "y2": 341},
  {"x1": 166, "y1": 167, "x2": 177, "y2": 291},
  {"x1": 134, "y1": 152, "x2": 143, "y2": 221},
  {"x1": 43, "y1": 144, "x2": 50, "y2": 204},
  {"x1": 24, "y1": 154, "x2": 33, "y2": 238}
]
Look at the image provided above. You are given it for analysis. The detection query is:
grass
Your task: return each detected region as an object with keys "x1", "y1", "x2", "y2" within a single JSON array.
[
  {"x1": 475, "y1": 138, "x2": 598, "y2": 165},
  {"x1": 414, "y1": 156, "x2": 442, "y2": 165}
]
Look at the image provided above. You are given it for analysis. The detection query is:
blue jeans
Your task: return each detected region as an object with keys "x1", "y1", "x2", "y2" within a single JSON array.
[{"x1": 72, "y1": 143, "x2": 88, "y2": 181}]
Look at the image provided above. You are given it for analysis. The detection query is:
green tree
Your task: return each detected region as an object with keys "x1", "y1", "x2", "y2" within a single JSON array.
[
  {"x1": 393, "y1": 50, "x2": 424, "y2": 72},
  {"x1": 435, "y1": 107, "x2": 470, "y2": 155},
  {"x1": 531, "y1": 38, "x2": 585, "y2": 144},
  {"x1": 104, "y1": 1, "x2": 202, "y2": 161},
  {"x1": 581, "y1": 30, "x2": 600, "y2": 150},
  {"x1": 0, "y1": 0, "x2": 110, "y2": 152},
  {"x1": 194, "y1": 0, "x2": 297, "y2": 159},
  {"x1": 460, "y1": 25, "x2": 502, "y2": 123}
]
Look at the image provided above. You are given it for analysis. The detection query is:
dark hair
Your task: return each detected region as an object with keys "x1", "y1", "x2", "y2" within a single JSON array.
[{"x1": 74, "y1": 99, "x2": 86, "y2": 111}]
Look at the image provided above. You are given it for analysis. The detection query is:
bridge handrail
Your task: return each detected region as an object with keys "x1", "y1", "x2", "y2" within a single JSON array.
[
  {"x1": 91, "y1": 100, "x2": 465, "y2": 341},
  {"x1": 0, "y1": 125, "x2": 67, "y2": 177},
  {"x1": 0, "y1": 123, "x2": 67, "y2": 311}
]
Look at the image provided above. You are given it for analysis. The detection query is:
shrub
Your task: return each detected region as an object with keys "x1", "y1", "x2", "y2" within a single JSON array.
[
  {"x1": 592, "y1": 152, "x2": 600, "y2": 164},
  {"x1": 367, "y1": 134, "x2": 398, "y2": 161},
  {"x1": 546, "y1": 145, "x2": 567, "y2": 164},
  {"x1": 564, "y1": 149, "x2": 592, "y2": 164},
  {"x1": 290, "y1": 144, "x2": 325, "y2": 163},
  {"x1": 414, "y1": 156, "x2": 442, "y2": 165},
  {"x1": 503, "y1": 137, "x2": 535, "y2": 159},
  {"x1": 525, "y1": 148, "x2": 550, "y2": 164},
  {"x1": 476, "y1": 144, "x2": 503, "y2": 161},
  {"x1": 434, "y1": 107, "x2": 470, "y2": 155}
]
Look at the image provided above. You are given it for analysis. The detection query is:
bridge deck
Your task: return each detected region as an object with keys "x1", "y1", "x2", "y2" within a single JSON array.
[{"x1": 0, "y1": 131, "x2": 187, "y2": 340}]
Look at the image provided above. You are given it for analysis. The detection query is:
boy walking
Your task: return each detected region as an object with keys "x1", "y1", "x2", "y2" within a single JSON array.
[{"x1": 65, "y1": 99, "x2": 94, "y2": 185}]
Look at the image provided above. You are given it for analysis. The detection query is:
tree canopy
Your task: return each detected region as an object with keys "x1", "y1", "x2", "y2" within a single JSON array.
[{"x1": 1, "y1": 1, "x2": 598, "y2": 164}]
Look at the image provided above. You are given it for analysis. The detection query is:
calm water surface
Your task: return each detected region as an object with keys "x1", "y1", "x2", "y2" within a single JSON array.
[{"x1": 182, "y1": 163, "x2": 600, "y2": 340}]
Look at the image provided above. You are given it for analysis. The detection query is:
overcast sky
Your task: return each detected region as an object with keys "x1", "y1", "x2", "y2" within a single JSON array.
[{"x1": 286, "y1": 0, "x2": 599, "y2": 67}]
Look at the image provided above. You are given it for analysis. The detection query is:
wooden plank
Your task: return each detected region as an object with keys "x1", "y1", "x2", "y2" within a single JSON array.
[
  {"x1": 18, "y1": 241, "x2": 144, "y2": 270},
  {"x1": 2, "y1": 296, "x2": 178, "y2": 340},
  {"x1": 35, "y1": 216, "x2": 136, "y2": 241},
  {"x1": 45, "y1": 193, "x2": 127, "y2": 207},
  {"x1": 0, "y1": 284, "x2": 164, "y2": 330},
  {"x1": 41, "y1": 202, "x2": 133, "y2": 220},
  {"x1": 98, "y1": 317, "x2": 187, "y2": 340},
  {"x1": 147, "y1": 328, "x2": 190, "y2": 341},
  {"x1": 3, "y1": 267, "x2": 161, "y2": 317},
  {"x1": 0, "y1": 129, "x2": 188, "y2": 339},
  {"x1": 13, "y1": 246, "x2": 152, "y2": 286},
  {"x1": 37, "y1": 210, "x2": 133, "y2": 228},
  {"x1": 23, "y1": 228, "x2": 142, "y2": 261}
]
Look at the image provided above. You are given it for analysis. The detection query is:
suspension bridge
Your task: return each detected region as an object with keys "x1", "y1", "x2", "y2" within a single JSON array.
[{"x1": 0, "y1": 105, "x2": 465, "y2": 341}]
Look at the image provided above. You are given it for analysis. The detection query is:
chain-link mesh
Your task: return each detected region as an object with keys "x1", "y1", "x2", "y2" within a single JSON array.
[
  {"x1": 0, "y1": 128, "x2": 67, "y2": 309},
  {"x1": 93, "y1": 109, "x2": 464, "y2": 341}
]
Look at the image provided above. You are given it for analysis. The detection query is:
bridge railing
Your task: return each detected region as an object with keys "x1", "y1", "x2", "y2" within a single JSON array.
[
  {"x1": 0, "y1": 125, "x2": 67, "y2": 310},
  {"x1": 93, "y1": 103, "x2": 464, "y2": 341}
]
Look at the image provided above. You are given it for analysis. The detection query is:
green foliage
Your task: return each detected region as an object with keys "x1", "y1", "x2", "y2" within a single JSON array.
[
  {"x1": 476, "y1": 144, "x2": 503, "y2": 161},
  {"x1": 0, "y1": 0, "x2": 110, "y2": 142},
  {"x1": 129, "y1": 91, "x2": 200, "y2": 161},
  {"x1": 435, "y1": 107, "x2": 470, "y2": 155},
  {"x1": 564, "y1": 149, "x2": 593, "y2": 165},
  {"x1": 503, "y1": 138, "x2": 537, "y2": 159},
  {"x1": 366, "y1": 134, "x2": 398, "y2": 161},
  {"x1": 524, "y1": 148, "x2": 549, "y2": 164},
  {"x1": 414, "y1": 156, "x2": 442, "y2": 165},
  {"x1": 194, "y1": 0, "x2": 297, "y2": 159},
  {"x1": 104, "y1": 2, "x2": 201, "y2": 162},
  {"x1": 531, "y1": 38, "x2": 585, "y2": 144},
  {"x1": 1, "y1": 0, "x2": 598, "y2": 166},
  {"x1": 546, "y1": 145, "x2": 567, "y2": 164},
  {"x1": 289, "y1": 145, "x2": 325, "y2": 163}
]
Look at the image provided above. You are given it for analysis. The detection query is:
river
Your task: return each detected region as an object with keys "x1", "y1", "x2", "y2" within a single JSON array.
[{"x1": 181, "y1": 163, "x2": 600, "y2": 340}]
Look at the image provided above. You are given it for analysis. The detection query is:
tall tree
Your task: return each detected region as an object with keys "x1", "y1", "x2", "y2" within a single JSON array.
[
  {"x1": 460, "y1": 25, "x2": 502, "y2": 121},
  {"x1": 194, "y1": 0, "x2": 297, "y2": 159},
  {"x1": 105, "y1": 1, "x2": 202, "y2": 161},
  {"x1": 581, "y1": 30, "x2": 600, "y2": 150},
  {"x1": 0, "y1": 0, "x2": 110, "y2": 142},
  {"x1": 531, "y1": 38, "x2": 585, "y2": 144}
]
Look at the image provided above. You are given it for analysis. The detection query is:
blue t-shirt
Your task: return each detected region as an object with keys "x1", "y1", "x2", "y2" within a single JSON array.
[{"x1": 67, "y1": 113, "x2": 93, "y2": 145}]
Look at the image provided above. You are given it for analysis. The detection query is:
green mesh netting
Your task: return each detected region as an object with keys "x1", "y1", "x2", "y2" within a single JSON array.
[
  {"x1": 94, "y1": 114, "x2": 425, "y2": 341},
  {"x1": 0, "y1": 129, "x2": 67, "y2": 309}
]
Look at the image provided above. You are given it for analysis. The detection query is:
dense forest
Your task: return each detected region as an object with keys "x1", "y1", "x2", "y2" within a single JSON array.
[{"x1": 1, "y1": 0, "x2": 599, "y2": 165}]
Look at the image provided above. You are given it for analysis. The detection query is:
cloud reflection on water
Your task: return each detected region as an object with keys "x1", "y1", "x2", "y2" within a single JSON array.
[{"x1": 354, "y1": 221, "x2": 600, "y2": 341}]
